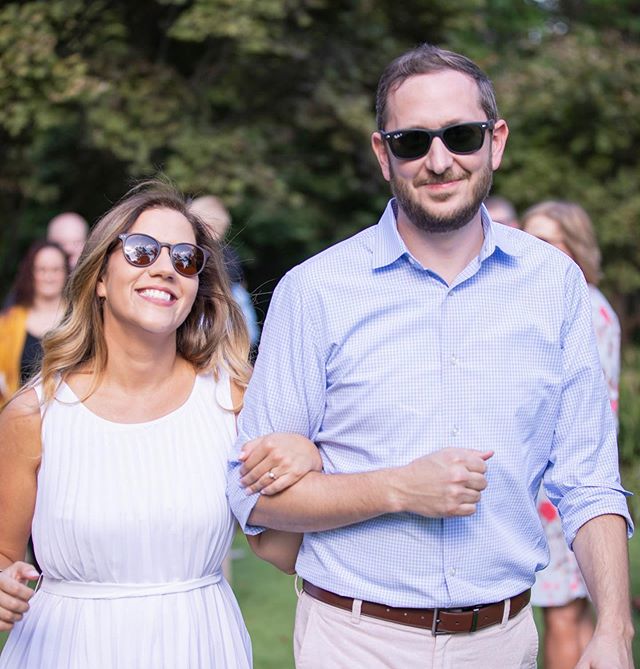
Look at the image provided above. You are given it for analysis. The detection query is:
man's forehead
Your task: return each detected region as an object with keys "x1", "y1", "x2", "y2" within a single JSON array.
[
  {"x1": 386, "y1": 70, "x2": 483, "y2": 126},
  {"x1": 48, "y1": 214, "x2": 87, "y2": 238}
]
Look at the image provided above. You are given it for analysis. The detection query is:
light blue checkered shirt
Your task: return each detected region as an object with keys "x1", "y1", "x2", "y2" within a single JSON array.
[{"x1": 227, "y1": 199, "x2": 632, "y2": 608}]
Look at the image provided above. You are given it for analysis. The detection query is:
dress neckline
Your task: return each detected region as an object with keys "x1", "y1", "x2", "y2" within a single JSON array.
[{"x1": 59, "y1": 373, "x2": 201, "y2": 428}]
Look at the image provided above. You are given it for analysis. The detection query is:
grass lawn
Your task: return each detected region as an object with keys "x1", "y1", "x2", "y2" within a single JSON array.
[
  {"x1": 2, "y1": 529, "x2": 639, "y2": 667},
  {"x1": 237, "y1": 530, "x2": 640, "y2": 669}
]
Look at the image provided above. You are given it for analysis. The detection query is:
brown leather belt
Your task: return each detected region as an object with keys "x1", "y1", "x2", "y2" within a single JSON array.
[{"x1": 302, "y1": 581, "x2": 531, "y2": 635}]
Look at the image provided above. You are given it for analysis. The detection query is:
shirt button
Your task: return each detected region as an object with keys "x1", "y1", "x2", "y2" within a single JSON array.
[
  {"x1": 450, "y1": 354, "x2": 458, "y2": 366},
  {"x1": 448, "y1": 568, "x2": 456, "y2": 577},
  {"x1": 451, "y1": 426, "x2": 460, "y2": 437}
]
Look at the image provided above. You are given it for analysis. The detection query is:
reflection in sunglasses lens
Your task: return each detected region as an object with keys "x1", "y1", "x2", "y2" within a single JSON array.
[{"x1": 126, "y1": 238, "x2": 158, "y2": 266}]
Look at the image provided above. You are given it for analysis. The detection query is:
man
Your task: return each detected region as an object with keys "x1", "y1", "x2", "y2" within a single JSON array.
[
  {"x1": 46, "y1": 212, "x2": 88, "y2": 269},
  {"x1": 484, "y1": 195, "x2": 519, "y2": 228},
  {"x1": 189, "y1": 195, "x2": 260, "y2": 347},
  {"x1": 228, "y1": 44, "x2": 633, "y2": 668}
]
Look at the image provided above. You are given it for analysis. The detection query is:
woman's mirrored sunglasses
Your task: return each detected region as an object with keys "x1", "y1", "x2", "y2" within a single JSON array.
[
  {"x1": 117, "y1": 233, "x2": 209, "y2": 277},
  {"x1": 381, "y1": 120, "x2": 495, "y2": 160}
]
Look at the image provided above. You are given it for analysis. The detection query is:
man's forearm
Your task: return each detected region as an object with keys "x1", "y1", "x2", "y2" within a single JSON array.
[
  {"x1": 247, "y1": 446, "x2": 491, "y2": 531},
  {"x1": 573, "y1": 514, "x2": 633, "y2": 634},
  {"x1": 249, "y1": 469, "x2": 399, "y2": 532}
]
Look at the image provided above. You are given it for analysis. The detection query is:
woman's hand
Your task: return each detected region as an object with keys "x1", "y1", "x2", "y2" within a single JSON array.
[
  {"x1": 239, "y1": 433, "x2": 322, "y2": 495},
  {"x1": 0, "y1": 561, "x2": 39, "y2": 631}
]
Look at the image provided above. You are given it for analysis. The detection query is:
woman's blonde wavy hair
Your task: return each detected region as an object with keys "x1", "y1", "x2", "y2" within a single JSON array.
[
  {"x1": 522, "y1": 200, "x2": 601, "y2": 285},
  {"x1": 38, "y1": 180, "x2": 251, "y2": 405}
]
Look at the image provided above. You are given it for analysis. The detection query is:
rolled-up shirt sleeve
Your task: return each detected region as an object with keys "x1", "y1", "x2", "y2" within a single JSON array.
[
  {"x1": 226, "y1": 270, "x2": 326, "y2": 533},
  {"x1": 544, "y1": 264, "x2": 633, "y2": 547}
]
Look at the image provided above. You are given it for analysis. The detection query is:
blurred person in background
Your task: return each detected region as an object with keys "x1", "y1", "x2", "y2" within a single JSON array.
[
  {"x1": 0, "y1": 240, "x2": 69, "y2": 406},
  {"x1": 189, "y1": 196, "x2": 260, "y2": 349},
  {"x1": 2, "y1": 212, "x2": 87, "y2": 310},
  {"x1": 523, "y1": 200, "x2": 621, "y2": 669},
  {"x1": 46, "y1": 212, "x2": 89, "y2": 270},
  {"x1": 485, "y1": 195, "x2": 519, "y2": 228}
]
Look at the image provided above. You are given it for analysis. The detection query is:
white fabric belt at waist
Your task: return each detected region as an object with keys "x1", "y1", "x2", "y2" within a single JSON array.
[{"x1": 38, "y1": 572, "x2": 222, "y2": 599}]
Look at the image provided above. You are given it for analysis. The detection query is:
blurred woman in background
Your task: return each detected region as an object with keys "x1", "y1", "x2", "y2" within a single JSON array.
[
  {"x1": 522, "y1": 200, "x2": 621, "y2": 669},
  {"x1": 0, "y1": 240, "x2": 69, "y2": 406}
]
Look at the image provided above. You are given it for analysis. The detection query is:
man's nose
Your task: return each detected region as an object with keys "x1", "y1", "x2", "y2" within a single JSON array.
[{"x1": 422, "y1": 137, "x2": 455, "y2": 175}]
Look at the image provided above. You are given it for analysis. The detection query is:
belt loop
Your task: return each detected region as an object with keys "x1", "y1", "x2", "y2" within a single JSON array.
[
  {"x1": 351, "y1": 598, "x2": 363, "y2": 624},
  {"x1": 500, "y1": 596, "x2": 511, "y2": 628},
  {"x1": 294, "y1": 575, "x2": 303, "y2": 599},
  {"x1": 431, "y1": 607, "x2": 441, "y2": 636},
  {"x1": 469, "y1": 607, "x2": 480, "y2": 632}
]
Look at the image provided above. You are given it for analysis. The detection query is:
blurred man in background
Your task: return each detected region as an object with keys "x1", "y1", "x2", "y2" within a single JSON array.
[
  {"x1": 46, "y1": 212, "x2": 89, "y2": 270},
  {"x1": 190, "y1": 196, "x2": 260, "y2": 349},
  {"x1": 484, "y1": 195, "x2": 519, "y2": 228}
]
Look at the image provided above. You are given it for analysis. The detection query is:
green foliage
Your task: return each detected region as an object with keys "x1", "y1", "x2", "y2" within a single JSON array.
[
  {"x1": 0, "y1": 0, "x2": 639, "y2": 344},
  {"x1": 492, "y1": 26, "x2": 640, "y2": 333},
  {"x1": 620, "y1": 346, "x2": 640, "y2": 463}
]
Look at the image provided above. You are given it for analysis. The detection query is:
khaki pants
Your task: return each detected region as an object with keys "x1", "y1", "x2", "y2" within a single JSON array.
[{"x1": 294, "y1": 591, "x2": 538, "y2": 669}]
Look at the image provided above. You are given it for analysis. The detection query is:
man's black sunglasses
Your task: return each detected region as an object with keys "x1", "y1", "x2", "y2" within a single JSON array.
[
  {"x1": 380, "y1": 121, "x2": 495, "y2": 160},
  {"x1": 117, "y1": 233, "x2": 209, "y2": 277}
]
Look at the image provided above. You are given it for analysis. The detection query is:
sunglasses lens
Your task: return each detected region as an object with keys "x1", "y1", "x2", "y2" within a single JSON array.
[
  {"x1": 171, "y1": 244, "x2": 204, "y2": 276},
  {"x1": 123, "y1": 234, "x2": 159, "y2": 266},
  {"x1": 443, "y1": 124, "x2": 485, "y2": 153},
  {"x1": 388, "y1": 131, "x2": 431, "y2": 160}
]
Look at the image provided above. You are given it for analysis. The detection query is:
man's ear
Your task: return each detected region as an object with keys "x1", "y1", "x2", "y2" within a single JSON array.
[
  {"x1": 371, "y1": 132, "x2": 392, "y2": 183},
  {"x1": 490, "y1": 119, "x2": 509, "y2": 171}
]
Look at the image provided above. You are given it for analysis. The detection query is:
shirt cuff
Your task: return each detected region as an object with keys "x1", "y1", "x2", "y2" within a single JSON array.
[
  {"x1": 559, "y1": 485, "x2": 634, "y2": 548},
  {"x1": 226, "y1": 459, "x2": 266, "y2": 535}
]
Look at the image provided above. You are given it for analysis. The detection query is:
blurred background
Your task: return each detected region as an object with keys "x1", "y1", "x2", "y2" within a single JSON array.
[
  {"x1": 2, "y1": 0, "x2": 639, "y2": 492},
  {"x1": 0, "y1": 1, "x2": 639, "y2": 665}
]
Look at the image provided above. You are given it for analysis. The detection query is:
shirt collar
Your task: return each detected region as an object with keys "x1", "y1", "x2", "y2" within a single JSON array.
[
  {"x1": 480, "y1": 204, "x2": 523, "y2": 259},
  {"x1": 373, "y1": 199, "x2": 522, "y2": 270},
  {"x1": 372, "y1": 199, "x2": 412, "y2": 269}
]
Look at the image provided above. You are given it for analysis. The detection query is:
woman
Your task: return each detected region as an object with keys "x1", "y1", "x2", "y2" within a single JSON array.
[
  {"x1": 0, "y1": 183, "x2": 320, "y2": 668},
  {"x1": 0, "y1": 241, "x2": 69, "y2": 405},
  {"x1": 522, "y1": 200, "x2": 621, "y2": 669}
]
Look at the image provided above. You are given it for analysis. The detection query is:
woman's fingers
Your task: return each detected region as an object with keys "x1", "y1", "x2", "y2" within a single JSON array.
[
  {"x1": 0, "y1": 562, "x2": 40, "y2": 631},
  {"x1": 259, "y1": 473, "x2": 297, "y2": 496},
  {"x1": 244, "y1": 467, "x2": 280, "y2": 495},
  {"x1": 0, "y1": 591, "x2": 30, "y2": 615},
  {"x1": 240, "y1": 456, "x2": 271, "y2": 488}
]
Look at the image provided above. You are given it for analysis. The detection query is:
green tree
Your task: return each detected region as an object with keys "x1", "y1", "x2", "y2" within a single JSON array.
[
  {"x1": 1, "y1": 0, "x2": 638, "y2": 344},
  {"x1": 492, "y1": 26, "x2": 640, "y2": 340}
]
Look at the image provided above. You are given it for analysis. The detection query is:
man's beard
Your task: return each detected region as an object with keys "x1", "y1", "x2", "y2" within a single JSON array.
[{"x1": 390, "y1": 160, "x2": 493, "y2": 234}]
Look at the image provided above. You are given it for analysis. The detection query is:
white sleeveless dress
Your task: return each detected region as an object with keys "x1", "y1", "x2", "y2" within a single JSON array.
[{"x1": 0, "y1": 372, "x2": 252, "y2": 668}]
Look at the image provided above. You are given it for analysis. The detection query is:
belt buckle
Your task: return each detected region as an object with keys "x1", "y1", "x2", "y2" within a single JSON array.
[
  {"x1": 432, "y1": 605, "x2": 481, "y2": 635},
  {"x1": 431, "y1": 607, "x2": 445, "y2": 636}
]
